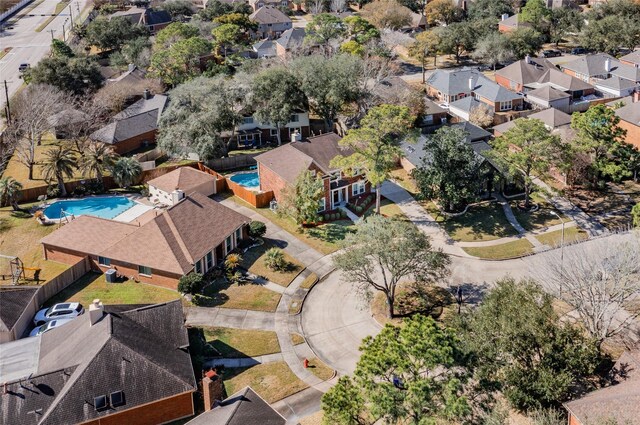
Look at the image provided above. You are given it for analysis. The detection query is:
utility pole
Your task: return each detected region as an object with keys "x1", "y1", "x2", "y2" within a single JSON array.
[
  {"x1": 3, "y1": 80, "x2": 11, "y2": 124},
  {"x1": 62, "y1": 22, "x2": 66, "y2": 42},
  {"x1": 68, "y1": 4, "x2": 73, "y2": 23},
  {"x1": 49, "y1": 29, "x2": 55, "y2": 41}
]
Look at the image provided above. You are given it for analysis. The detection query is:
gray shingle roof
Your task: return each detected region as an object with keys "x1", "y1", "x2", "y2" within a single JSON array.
[
  {"x1": 0, "y1": 287, "x2": 39, "y2": 333},
  {"x1": 596, "y1": 75, "x2": 638, "y2": 91},
  {"x1": 526, "y1": 85, "x2": 570, "y2": 102},
  {"x1": 427, "y1": 68, "x2": 522, "y2": 103},
  {"x1": 615, "y1": 101, "x2": 640, "y2": 126},
  {"x1": 493, "y1": 107, "x2": 572, "y2": 134},
  {"x1": 495, "y1": 57, "x2": 554, "y2": 85},
  {"x1": 0, "y1": 300, "x2": 196, "y2": 425},
  {"x1": 620, "y1": 50, "x2": 640, "y2": 66},
  {"x1": 560, "y1": 53, "x2": 640, "y2": 82},
  {"x1": 275, "y1": 27, "x2": 306, "y2": 50},
  {"x1": 249, "y1": 6, "x2": 291, "y2": 25}
]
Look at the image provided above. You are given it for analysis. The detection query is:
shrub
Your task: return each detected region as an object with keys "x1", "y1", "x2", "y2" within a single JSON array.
[
  {"x1": 264, "y1": 247, "x2": 286, "y2": 271},
  {"x1": 224, "y1": 253, "x2": 242, "y2": 272},
  {"x1": 340, "y1": 210, "x2": 347, "y2": 218},
  {"x1": 324, "y1": 214, "x2": 330, "y2": 221},
  {"x1": 178, "y1": 272, "x2": 205, "y2": 295},
  {"x1": 249, "y1": 220, "x2": 267, "y2": 238},
  {"x1": 356, "y1": 206, "x2": 363, "y2": 213},
  {"x1": 333, "y1": 213, "x2": 339, "y2": 220}
]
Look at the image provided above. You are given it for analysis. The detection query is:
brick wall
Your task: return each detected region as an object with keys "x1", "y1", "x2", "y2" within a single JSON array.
[
  {"x1": 103, "y1": 130, "x2": 157, "y2": 155},
  {"x1": 495, "y1": 74, "x2": 522, "y2": 92},
  {"x1": 81, "y1": 392, "x2": 194, "y2": 425},
  {"x1": 258, "y1": 162, "x2": 289, "y2": 201},
  {"x1": 618, "y1": 119, "x2": 640, "y2": 149}
]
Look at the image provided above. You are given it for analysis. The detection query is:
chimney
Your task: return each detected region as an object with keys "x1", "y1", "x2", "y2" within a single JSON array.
[
  {"x1": 171, "y1": 189, "x2": 185, "y2": 205},
  {"x1": 128, "y1": 63, "x2": 135, "y2": 72},
  {"x1": 143, "y1": 88, "x2": 150, "y2": 100},
  {"x1": 525, "y1": 55, "x2": 531, "y2": 64},
  {"x1": 605, "y1": 58, "x2": 612, "y2": 73},
  {"x1": 292, "y1": 129, "x2": 302, "y2": 142},
  {"x1": 202, "y1": 372, "x2": 224, "y2": 411},
  {"x1": 468, "y1": 76, "x2": 474, "y2": 91},
  {"x1": 501, "y1": 13, "x2": 509, "y2": 21},
  {"x1": 89, "y1": 299, "x2": 104, "y2": 326},
  {"x1": 634, "y1": 90, "x2": 640, "y2": 103}
]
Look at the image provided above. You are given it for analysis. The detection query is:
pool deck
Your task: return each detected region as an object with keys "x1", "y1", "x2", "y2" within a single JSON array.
[{"x1": 112, "y1": 203, "x2": 154, "y2": 222}]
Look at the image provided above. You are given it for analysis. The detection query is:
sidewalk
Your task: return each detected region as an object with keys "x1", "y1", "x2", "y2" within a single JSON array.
[
  {"x1": 185, "y1": 307, "x2": 275, "y2": 331},
  {"x1": 206, "y1": 352, "x2": 283, "y2": 368}
]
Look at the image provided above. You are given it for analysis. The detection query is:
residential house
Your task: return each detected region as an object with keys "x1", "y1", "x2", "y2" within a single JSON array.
[
  {"x1": 40, "y1": 192, "x2": 250, "y2": 289},
  {"x1": 373, "y1": 76, "x2": 423, "y2": 116},
  {"x1": 493, "y1": 107, "x2": 575, "y2": 142},
  {"x1": 110, "y1": 7, "x2": 172, "y2": 34},
  {"x1": 406, "y1": 12, "x2": 427, "y2": 31},
  {"x1": 90, "y1": 91, "x2": 167, "y2": 155},
  {"x1": 249, "y1": 7, "x2": 292, "y2": 40},
  {"x1": 253, "y1": 39, "x2": 276, "y2": 58},
  {"x1": 559, "y1": 54, "x2": 640, "y2": 96},
  {"x1": 0, "y1": 286, "x2": 40, "y2": 342},
  {"x1": 498, "y1": 14, "x2": 531, "y2": 33},
  {"x1": 148, "y1": 167, "x2": 218, "y2": 206},
  {"x1": 426, "y1": 68, "x2": 524, "y2": 121},
  {"x1": 274, "y1": 27, "x2": 307, "y2": 59},
  {"x1": 564, "y1": 346, "x2": 640, "y2": 425},
  {"x1": 255, "y1": 132, "x2": 371, "y2": 212},
  {"x1": 0, "y1": 299, "x2": 197, "y2": 425},
  {"x1": 47, "y1": 109, "x2": 89, "y2": 139},
  {"x1": 249, "y1": 0, "x2": 291, "y2": 10},
  {"x1": 186, "y1": 386, "x2": 286, "y2": 425},
  {"x1": 611, "y1": 92, "x2": 640, "y2": 150},
  {"x1": 420, "y1": 98, "x2": 448, "y2": 127},
  {"x1": 620, "y1": 50, "x2": 640, "y2": 68},
  {"x1": 525, "y1": 86, "x2": 572, "y2": 112},
  {"x1": 224, "y1": 109, "x2": 310, "y2": 149}
]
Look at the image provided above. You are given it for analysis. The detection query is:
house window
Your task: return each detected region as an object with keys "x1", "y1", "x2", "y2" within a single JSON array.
[
  {"x1": 225, "y1": 235, "x2": 233, "y2": 254},
  {"x1": 281, "y1": 0, "x2": 288, "y2": 6},
  {"x1": 500, "y1": 100, "x2": 512, "y2": 111},
  {"x1": 318, "y1": 198, "x2": 326, "y2": 212},
  {"x1": 352, "y1": 181, "x2": 366, "y2": 196},
  {"x1": 235, "y1": 228, "x2": 242, "y2": 243},
  {"x1": 195, "y1": 260, "x2": 202, "y2": 274},
  {"x1": 98, "y1": 257, "x2": 110, "y2": 266},
  {"x1": 242, "y1": 116, "x2": 254, "y2": 125},
  {"x1": 138, "y1": 265, "x2": 152, "y2": 276},
  {"x1": 206, "y1": 251, "x2": 213, "y2": 270},
  {"x1": 289, "y1": 114, "x2": 299, "y2": 123},
  {"x1": 270, "y1": 128, "x2": 278, "y2": 137}
]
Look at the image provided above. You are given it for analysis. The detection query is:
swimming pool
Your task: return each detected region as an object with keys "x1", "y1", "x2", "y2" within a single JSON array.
[
  {"x1": 229, "y1": 172, "x2": 260, "y2": 188},
  {"x1": 43, "y1": 197, "x2": 137, "y2": 220}
]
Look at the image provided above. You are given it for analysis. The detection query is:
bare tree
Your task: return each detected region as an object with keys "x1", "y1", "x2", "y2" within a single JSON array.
[
  {"x1": 308, "y1": 0, "x2": 324, "y2": 14},
  {"x1": 330, "y1": 0, "x2": 347, "y2": 13},
  {"x1": 534, "y1": 232, "x2": 640, "y2": 347},
  {"x1": 469, "y1": 104, "x2": 494, "y2": 128},
  {"x1": 93, "y1": 79, "x2": 164, "y2": 114},
  {"x1": 6, "y1": 85, "x2": 70, "y2": 180}
]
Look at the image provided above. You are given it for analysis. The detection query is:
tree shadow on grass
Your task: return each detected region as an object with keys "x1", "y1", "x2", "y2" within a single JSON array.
[
  {"x1": 305, "y1": 221, "x2": 355, "y2": 245},
  {"x1": 443, "y1": 203, "x2": 516, "y2": 241}
]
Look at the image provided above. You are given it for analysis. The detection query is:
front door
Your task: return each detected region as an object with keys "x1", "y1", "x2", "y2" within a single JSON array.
[{"x1": 332, "y1": 188, "x2": 347, "y2": 209}]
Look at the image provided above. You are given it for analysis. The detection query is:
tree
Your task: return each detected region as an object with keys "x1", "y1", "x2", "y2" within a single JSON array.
[
  {"x1": 211, "y1": 23, "x2": 243, "y2": 58},
  {"x1": 507, "y1": 27, "x2": 544, "y2": 58},
  {"x1": 414, "y1": 127, "x2": 485, "y2": 213},
  {"x1": 155, "y1": 22, "x2": 200, "y2": 49},
  {"x1": 439, "y1": 22, "x2": 475, "y2": 64},
  {"x1": 149, "y1": 37, "x2": 212, "y2": 86},
  {"x1": 78, "y1": 143, "x2": 118, "y2": 186},
  {"x1": 472, "y1": 32, "x2": 515, "y2": 70},
  {"x1": 489, "y1": 118, "x2": 563, "y2": 208},
  {"x1": 85, "y1": 16, "x2": 148, "y2": 51},
  {"x1": 322, "y1": 315, "x2": 469, "y2": 424},
  {"x1": 178, "y1": 272, "x2": 205, "y2": 295},
  {"x1": 0, "y1": 177, "x2": 23, "y2": 210},
  {"x1": 290, "y1": 54, "x2": 363, "y2": 131},
  {"x1": 456, "y1": 278, "x2": 600, "y2": 410},
  {"x1": 519, "y1": 0, "x2": 551, "y2": 32},
  {"x1": 158, "y1": 76, "x2": 243, "y2": 160},
  {"x1": 468, "y1": 0, "x2": 513, "y2": 20},
  {"x1": 248, "y1": 220, "x2": 267, "y2": 238},
  {"x1": 41, "y1": 145, "x2": 77, "y2": 197},
  {"x1": 535, "y1": 233, "x2": 640, "y2": 347},
  {"x1": 343, "y1": 16, "x2": 380, "y2": 45},
  {"x1": 633, "y1": 204, "x2": 640, "y2": 228},
  {"x1": 25, "y1": 56, "x2": 103, "y2": 95},
  {"x1": 161, "y1": 0, "x2": 196, "y2": 19},
  {"x1": 360, "y1": 0, "x2": 412, "y2": 30},
  {"x1": 252, "y1": 68, "x2": 306, "y2": 146},
  {"x1": 581, "y1": 0, "x2": 640, "y2": 54},
  {"x1": 198, "y1": 0, "x2": 252, "y2": 20},
  {"x1": 213, "y1": 12, "x2": 258, "y2": 32},
  {"x1": 548, "y1": 7, "x2": 582, "y2": 46},
  {"x1": 469, "y1": 104, "x2": 495, "y2": 128},
  {"x1": 330, "y1": 0, "x2": 347, "y2": 13},
  {"x1": 111, "y1": 157, "x2": 142, "y2": 188},
  {"x1": 332, "y1": 105, "x2": 416, "y2": 213},
  {"x1": 112, "y1": 36, "x2": 152, "y2": 68},
  {"x1": 424, "y1": 0, "x2": 464, "y2": 25},
  {"x1": 5, "y1": 85, "x2": 69, "y2": 180},
  {"x1": 305, "y1": 13, "x2": 346, "y2": 54},
  {"x1": 264, "y1": 247, "x2": 287, "y2": 271},
  {"x1": 334, "y1": 215, "x2": 449, "y2": 317},
  {"x1": 279, "y1": 170, "x2": 325, "y2": 226},
  {"x1": 408, "y1": 30, "x2": 441, "y2": 83},
  {"x1": 571, "y1": 105, "x2": 627, "y2": 184},
  {"x1": 51, "y1": 39, "x2": 74, "y2": 58}
]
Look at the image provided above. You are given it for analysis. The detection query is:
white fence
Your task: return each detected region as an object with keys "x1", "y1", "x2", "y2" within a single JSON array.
[{"x1": 0, "y1": 0, "x2": 34, "y2": 22}]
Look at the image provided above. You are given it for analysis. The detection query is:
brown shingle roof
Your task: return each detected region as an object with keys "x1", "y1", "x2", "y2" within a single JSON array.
[
  {"x1": 249, "y1": 6, "x2": 291, "y2": 25},
  {"x1": 147, "y1": 167, "x2": 217, "y2": 193}
]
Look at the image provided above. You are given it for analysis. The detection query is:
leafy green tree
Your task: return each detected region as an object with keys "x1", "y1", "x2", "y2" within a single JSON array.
[
  {"x1": 149, "y1": 37, "x2": 212, "y2": 86},
  {"x1": 211, "y1": 23, "x2": 245, "y2": 58},
  {"x1": 467, "y1": 0, "x2": 512, "y2": 20},
  {"x1": 214, "y1": 12, "x2": 258, "y2": 32},
  {"x1": 111, "y1": 157, "x2": 142, "y2": 188},
  {"x1": 548, "y1": 7, "x2": 582, "y2": 46},
  {"x1": 333, "y1": 215, "x2": 449, "y2": 317},
  {"x1": 290, "y1": 54, "x2": 363, "y2": 131},
  {"x1": 414, "y1": 127, "x2": 484, "y2": 213},
  {"x1": 571, "y1": 105, "x2": 627, "y2": 184},
  {"x1": 117, "y1": 36, "x2": 152, "y2": 68},
  {"x1": 305, "y1": 13, "x2": 346, "y2": 54},
  {"x1": 633, "y1": 203, "x2": 640, "y2": 228},
  {"x1": 51, "y1": 39, "x2": 74, "y2": 58},
  {"x1": 507, "y1": 27, "x2": 545, "y2": 58},
  {"x1": 279, "y1": 170, "x2": 325, "y2": 226},
  {"x1": 85, "y1": 16, "x2": 148, "y2": 51},
  {"x1": 197, "y1": 0, "x2": 252, "y2": 20},
  {"x1": 178, "y1": 272, "x2": 205, "y2": 295},
  {"x1": 490, "y1": 118, "x2": 563, "y2": 208},
  {"x1": 161, "y1": 0, "x2": 195, "y2": 19},
  {"x1": 332, "y1": 105, "x2": 416, "y2": 213},
  {"x1": 155, "y1": 22, "x2": 200, "y2": 49},
  {"x1": 78, "y1": 143, "x2": 118, "y2": 186},
  {"x1": 455, "y1": 278, "x2": 600, "y2": 410},
  {"x1": 252, "y1": 68, "x2": 306, "y2": 146},
  {"x1": 0, "y1": 177, "x2": 23, "y2": 210},
  {"x1": 41, "y1": 145, "x2": 77, "y2": 197},
  {"x1": 26, "y1": 56, "x2": 103, "y2": 95},
  {"x1": 424, "y1": 0, "x2": 464, "y2": 25},
  {"x1": 519, "y1": 0, "x2": 551, "y2": 32},
  {"x1": 472, "y1": 32, "x2": 514, "y2": 70},
  {"x1": 439, "y1": 21, "x2": 475, "y2": 64},
  {"x1": 158, "y1": 76, "x2": 243, "y2": 160},
  {"x1": 360, "y1": 0, "x2": 412, "y2": 30},
  {"x1": 322, "y1": 315, "x2": 470, "y2": 423},
  {"x1": 581, "y1": 0, "x2": 640, "y2": 53},
  {"x1": 343, "y1": 16, "x2": 379, "y2": 45},
  {"x1": 408, "y1": 30, "x2": 441, "y2": 82},
  {"x1": 248, "y1": 220, "x2": 267, "y2": 238}
]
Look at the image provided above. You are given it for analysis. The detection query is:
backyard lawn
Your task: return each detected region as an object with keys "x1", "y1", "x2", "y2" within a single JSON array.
[
  {"x1": 241, "y1": 240, "x2": 304, "y2": 287},
  {"x1": 203, "y1": 327, "x2": 280, "y2": 358},
  {"x1": 428, "y1": 202, "x2": 518, "y2": 242},
  {"x1": 197, "y1": 279, "x2": 281, "y2": 312},
  {"x1": 45, "y1": 272, "x2": 181, "y2": 306},
  {"x1": 222, "y1": 362, "x2": 308, "y2": 403},
  {"x1": 535, "y1": 226, "x2": 588, "y2": 247},
  {"x1": 462, "y1": 239, "x2": 534, "y2": 260}
]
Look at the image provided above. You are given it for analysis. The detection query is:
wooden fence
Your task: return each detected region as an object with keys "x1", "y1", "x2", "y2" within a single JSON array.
[
  {"x1": 20, "y1": 177, "x2": 117, "y2": 203},
  {"x1": 206, "y1": 154, "x2": 258, "y2": 171},
  {"x1": 225, "y1": 178, "x2": 273, "y2": 208},
  {"x1": 36, "y1": 257, "x2": 88, "y2": 305}
]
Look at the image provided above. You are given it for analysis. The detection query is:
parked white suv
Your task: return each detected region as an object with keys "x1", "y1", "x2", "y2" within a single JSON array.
[
  {"x1": 29, "y1": 318, "x2": 75, "y2": 337},
  {"x1": 33, "y1": 303, "x2": 84, "y2": 326}
]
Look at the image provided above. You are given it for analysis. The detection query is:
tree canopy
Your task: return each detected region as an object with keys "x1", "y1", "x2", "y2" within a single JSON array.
[
  {"x1": 25, "y1": 56, "x2": 103, "y2": 95},
  {"x1": 149, "y1": 36, "x2": 212, "y2": 86},
  {"x1": 85, "y1": 16, "x2": 148, "y2": 51},
  {"x1": 279, "y1": 170, "x2": 325, "y2": 226}
]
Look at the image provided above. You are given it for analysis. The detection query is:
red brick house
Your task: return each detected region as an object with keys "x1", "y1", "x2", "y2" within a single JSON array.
[
  {"x1": 498, "y1": 14, "x2": 531, "y2": 33},
  {"x1": 0, "y1": 299, "x2": 196, "y2": 425},
  {"x1": 255, "y1": 133, "x2": 371, "y2": 212},
  {"x1": 612, "y1": 92, "x2": 640, "y2": 150},
  {"x1": 223, "y1": 110, "x2": 311, "y2": 149},
  {"x1": 40, "y1": 192, "x2": 250, "y2": 289}
]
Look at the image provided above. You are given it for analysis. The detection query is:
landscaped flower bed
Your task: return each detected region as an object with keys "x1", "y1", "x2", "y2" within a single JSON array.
[{"x1": 347, "y1": 193, "x2": 376, "y2": 216}]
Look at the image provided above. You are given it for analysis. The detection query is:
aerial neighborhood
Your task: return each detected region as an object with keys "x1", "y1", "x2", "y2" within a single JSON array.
[{"x1": 2, "y1": 0, "x2": 640, "y2": 423}]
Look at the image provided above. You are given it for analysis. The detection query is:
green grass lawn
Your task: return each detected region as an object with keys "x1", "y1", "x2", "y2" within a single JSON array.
[
  {"x1": 45, "y1": 272, "x2": 181, "y2": 306},
  {"x1": 203, "y1": 327, "x2": 280, "y2": 358},
  {"x1": 241, "y1": 240, "x2": 304, "y2": 287},
  {"x1": 510, "y1": 194, "x2": 568, "y2": 231},
  {"x1": 197, "y1": 279, "x2": 281, "y2": 312},
  {"x1": 462, "y1": 239, "x2": 534, "y2": 260},
  {"x1": 535, "y1": 226, "x2": 588, "y2": 247},
  {"x1": 430, "y1": 202, "x2": 518, "y2": 242},
  {"x1": 222, "y1": 362, "x2": 308, "y2": 403}
]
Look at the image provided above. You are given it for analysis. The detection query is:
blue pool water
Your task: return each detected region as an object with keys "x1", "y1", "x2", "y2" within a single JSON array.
[
  {"x1": 230, "y1": 172, "x2": 259, "y2": 188},
  {"x1": 44, "y1": 197, "x2": 137, "y2": 220}
]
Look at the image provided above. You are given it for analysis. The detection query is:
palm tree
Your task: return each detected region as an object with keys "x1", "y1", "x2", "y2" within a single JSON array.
[
  {"x1": 78, "y1": 143, "x2": 119, "y2": 186},
  {"x1": 111, "y1": 157, "x2": 142, "y2": 188},
  {"x1": 0, "y1": 177, "x2": 23, "y2": 211},
  {"x1": 41, "y1": 145, "x2": 77, "y2": 197}
]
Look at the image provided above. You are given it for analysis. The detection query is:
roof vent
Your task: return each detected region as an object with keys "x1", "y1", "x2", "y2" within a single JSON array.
[
  {"x1": 94, "y1": 395, "x2": 108, "y2": 411},
  {"x1": 89, "y1": 299, "x2": 104, "y2": 326},
  {"x1": 143, "y1": 88, "x2": 151, "y2": 100}
]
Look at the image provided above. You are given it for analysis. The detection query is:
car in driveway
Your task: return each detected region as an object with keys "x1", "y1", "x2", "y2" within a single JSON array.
[
  {"x1": 33, "y1": 302, "x2": 84, "y2": 326},
  {"x1": 18, "y1": 63, "x2": 29, "y2": 72},
  {"x1": 29, "y1": 318, "x2": 75, "y2": 337},
  {"x1": 542, "y1": 50, "x2": 562, "y2": 58},
  {"x1": 571, "y1": 47, "x2": 587, "y2": 55}
]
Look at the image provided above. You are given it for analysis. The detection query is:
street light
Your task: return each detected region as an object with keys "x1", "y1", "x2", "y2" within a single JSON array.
[{"x1": 550, "y1": 210, "x2": 565, "y2": 265}]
